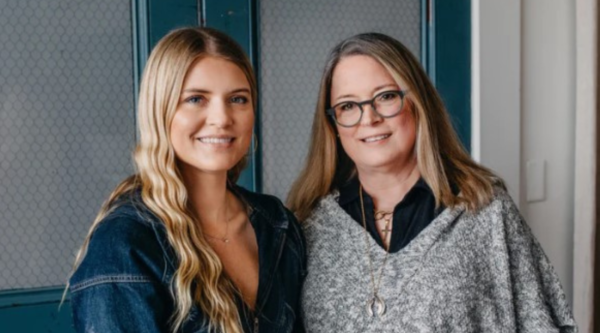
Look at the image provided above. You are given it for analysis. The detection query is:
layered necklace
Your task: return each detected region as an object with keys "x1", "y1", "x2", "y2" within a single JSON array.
[
  {"x1": 359, "y1": 164, "x2": 417, "y2": 318},
  {"x1": 375, "y1": 210, "x2": 393, "y2": 249}
]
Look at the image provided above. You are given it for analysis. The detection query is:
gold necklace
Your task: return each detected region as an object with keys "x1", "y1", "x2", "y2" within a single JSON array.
[
  {"x1": 360, "y1": 185, "x2": 389, "y2": 317},
  {"x1": 204, "y1": 193, "x2": 231, "y2": 244},
  {"x1": 375, "y1": 210, "x2": 393, "y2": 249},
  {"x1": 359, "y1": 163, "x2": 418, "y2": 317}
]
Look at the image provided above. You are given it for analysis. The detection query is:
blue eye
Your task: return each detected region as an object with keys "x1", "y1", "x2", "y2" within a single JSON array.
[
  {"x1": 230, "y1": 95, "x2": 249, "y2": 104},
  {"x1": 185, "y1": 96, "x2": 205, "y2": 104}
]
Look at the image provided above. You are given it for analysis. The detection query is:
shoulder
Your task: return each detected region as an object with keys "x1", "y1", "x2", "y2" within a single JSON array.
[
  {"x1": 69, "y1": 200, "x2": 172, "y2": 292},
  {"x1": 234, "y1": 185, "x2": 306, "y2": 256},
  {"x1": 233, "y1": 185, "x2": 292, "y2": 228},
  {"x1": 301, "y1": 192, "x2": 340, "y2": 229},
  {"x1": 459, "y1": 186, "x2": 536, "y2": 246},
  {"x1": 469, "y1": 186, "x2": 521, "y2": 223}
]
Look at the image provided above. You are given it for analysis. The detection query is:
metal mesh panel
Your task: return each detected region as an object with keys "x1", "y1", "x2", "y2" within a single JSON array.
[
  {"x1": 259, "y1": 0, "x2": 421, "y2": 199},
  {"x1": 0, "y1": 0, "x2": 135, "y2": 289}
]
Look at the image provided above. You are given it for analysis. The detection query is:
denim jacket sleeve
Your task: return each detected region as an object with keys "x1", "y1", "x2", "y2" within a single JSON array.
[
  {"x1": 69, "y1": 212, "x2": 175, "y2": 333},
  {"x1": 286, "y1": 210, "x2": 307, "y2": 333}
]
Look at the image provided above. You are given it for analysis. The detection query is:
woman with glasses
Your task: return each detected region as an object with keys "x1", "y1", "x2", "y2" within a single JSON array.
[
  {"x1": 68, "y1": 27, "x2": 305, "y2": 333},
  {"x1": 287, "y1": 33, "x2": 576, "y2": 332}
]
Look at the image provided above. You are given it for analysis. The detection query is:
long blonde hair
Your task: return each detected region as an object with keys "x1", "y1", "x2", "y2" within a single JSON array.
[
  {"x1": 287, "y1": 32, "x2": 503, "y2": 221},
  {"x1": 69, "y1": 27, "x2": 257, "y2": 333}
]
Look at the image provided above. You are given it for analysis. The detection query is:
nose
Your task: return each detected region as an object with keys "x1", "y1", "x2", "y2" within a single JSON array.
[
  {"x1": 360, "y1": 102, "x2": 382, "y2": 126},
  {"x1": 206, "y1": 99, "x2": 233, "y2": 128}
]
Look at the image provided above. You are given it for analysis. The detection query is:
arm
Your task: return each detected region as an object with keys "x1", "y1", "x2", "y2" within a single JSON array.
[
  {"x1": 69, "y1": 214, "x2": 175, "y2": 333},
  {"x1": 70, "y1": 278, "x2": 172, "y2": 333},
  {"x1": 287, "y1": 211, "x2": 307, "y2": 333},
  {"x1": 500, "y1": 195, "x2": 578, "y2": 332}
]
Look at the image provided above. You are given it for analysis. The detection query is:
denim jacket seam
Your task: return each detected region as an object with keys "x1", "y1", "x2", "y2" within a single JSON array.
[{"x1": 70, "y1": 274, "x2": 153, "y2": 293}]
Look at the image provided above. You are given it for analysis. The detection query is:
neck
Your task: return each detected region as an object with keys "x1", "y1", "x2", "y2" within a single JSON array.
[
  {"x1": 357, "y1": 158, "x2": 420, "y2": 212},
  {"x1": 181, "y1": 167, "x2": 230, "y2": 228}
]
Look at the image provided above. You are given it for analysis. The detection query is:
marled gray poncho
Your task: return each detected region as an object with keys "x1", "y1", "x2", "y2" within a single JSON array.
[{"x1": 300, "y1": 188, "x2": 577, "y2": 332}]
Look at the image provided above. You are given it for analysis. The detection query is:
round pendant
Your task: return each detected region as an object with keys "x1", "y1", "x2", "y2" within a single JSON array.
[{"x1": 366, "y1": 295, "x2": 386, "y2": 317}]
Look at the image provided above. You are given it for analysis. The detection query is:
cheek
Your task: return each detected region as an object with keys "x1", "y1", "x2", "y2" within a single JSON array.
[
  {"x1": 336, "y1": 127, "x2": 359, "y2": 155},
  {"x1": 236, "y1": 112, "x2": 255, "y2": 144},
  {"x1": 169, "y1": 114, "x2": 187, "y2": 149},
  {"x1": 170, "y1": 111, "x2": 194, "y2": 135},
  {"x1": 395, "y1": 113, "x2": 417, "y2": 148}
]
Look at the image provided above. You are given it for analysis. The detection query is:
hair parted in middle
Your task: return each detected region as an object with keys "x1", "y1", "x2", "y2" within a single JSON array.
[
  {"x1": 69, "y1": 27, "x2": 256, "y2": 333},
  {"x1": 287, "y1": 32, "x2": 502, "y2": 222}
]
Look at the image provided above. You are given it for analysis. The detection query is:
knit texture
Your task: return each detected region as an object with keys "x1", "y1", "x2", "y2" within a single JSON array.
[{"x1": 301, "y1": 188, "x2": 577, "y2": 332}]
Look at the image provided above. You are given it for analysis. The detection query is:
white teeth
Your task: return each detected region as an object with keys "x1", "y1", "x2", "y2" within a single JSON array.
[
  {"x1": 363, "y1": 134, "x2": 390, "y2": 143},
  {"x1": 199, "y1": 137, "x2": 233, "y2": 144}
]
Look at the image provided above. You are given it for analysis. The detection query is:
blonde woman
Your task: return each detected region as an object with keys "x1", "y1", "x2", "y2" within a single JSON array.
[
  {"x1": 68, "y1": 27, "x2": 305, "y2": 333},
  {"x1": 288, "y1": 33, "x2": 576, "y2": 332}
]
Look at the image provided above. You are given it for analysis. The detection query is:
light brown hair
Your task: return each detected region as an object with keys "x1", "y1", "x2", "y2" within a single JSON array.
[
  {"x1": 69, "y1": 27, "x2": 256, "y2": 333},
  {"x1": 287, "y1": 32, "x2": 503, "y2": 221}
]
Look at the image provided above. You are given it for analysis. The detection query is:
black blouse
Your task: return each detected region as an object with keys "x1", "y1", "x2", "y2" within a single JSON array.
[{"x1": 337, "y1": 177, "x2": 443, "y2": 253}]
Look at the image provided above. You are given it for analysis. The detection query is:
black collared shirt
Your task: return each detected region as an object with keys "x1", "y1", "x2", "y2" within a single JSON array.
[{"x1": 337, "y1": 177, "x2": 443, "y2": 253}]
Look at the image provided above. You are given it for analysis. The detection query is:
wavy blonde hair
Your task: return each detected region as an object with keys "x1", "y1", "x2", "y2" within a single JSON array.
[
  {"x1": 68, "y1": 27, "x2": 256, "y2": 333},
  {"x1": 287, "y1": 32, "x2": 503, "y2": 221}
]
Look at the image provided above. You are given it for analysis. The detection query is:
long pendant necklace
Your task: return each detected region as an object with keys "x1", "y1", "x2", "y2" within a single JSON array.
[
  {"x1": 359, "y1": 186, "x2": 389, "y2": 317},
  {"x1": 359, "y1": 163, "x2": 418, "y2": 318}
]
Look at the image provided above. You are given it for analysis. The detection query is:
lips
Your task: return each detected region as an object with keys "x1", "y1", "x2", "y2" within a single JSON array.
[
  {"x1": 361, "y1": 134, "x2": 391, "y2": 143},
  {"x1": 197, "y1": 136, "x2": 234, "y2": 144}
]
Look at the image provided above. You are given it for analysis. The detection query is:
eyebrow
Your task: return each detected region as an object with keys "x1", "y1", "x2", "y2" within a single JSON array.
[
  {"x1": 333, "y1": 83, "x2": 399, "y2": 102},
  {"x1": 181, "y1": 88, "x2": 251, "y2": 94}
]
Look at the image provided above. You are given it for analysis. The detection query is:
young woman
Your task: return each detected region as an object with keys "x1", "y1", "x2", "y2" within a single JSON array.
[
  {"x1": 288, "y1": 32, "x2": 577, "y2": 332},
  {"x1": 68, "y1": 27, "x2": 305, "y2": 333}
]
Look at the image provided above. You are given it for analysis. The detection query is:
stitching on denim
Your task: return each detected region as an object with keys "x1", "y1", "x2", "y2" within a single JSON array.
[
  {"x1": 70, "y1": 275, "x2": 153, "y2": 292},
  {"x1": 282, "y1": 301, "x2": 296, "y2": 323}
]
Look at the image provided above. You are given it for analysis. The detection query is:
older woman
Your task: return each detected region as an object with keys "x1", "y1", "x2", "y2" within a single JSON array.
[
  {"x1": 288, "y1": 33, "x2": 576, "y2": 332},
  {"x1": 68, "y1": 27, "x2": 305, "y2": 333}
]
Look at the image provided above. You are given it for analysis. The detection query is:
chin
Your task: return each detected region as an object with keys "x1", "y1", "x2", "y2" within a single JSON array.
[
  {"x1": 356, "y1": 156, "x2": 406, "y2": 170},
  {"x1": 179, "y1": 159, "x2": 240, "y2": 175}
]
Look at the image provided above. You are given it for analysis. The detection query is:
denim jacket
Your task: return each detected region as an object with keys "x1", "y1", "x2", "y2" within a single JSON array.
[{"x1": 69, "y1": 185, "x2": 306, "y2": 333}]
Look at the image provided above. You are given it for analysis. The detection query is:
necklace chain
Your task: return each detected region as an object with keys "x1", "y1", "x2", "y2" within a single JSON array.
[
  {"x1": 204, "y1": 192, "x2": 231, "y2": 244},
  {"x1": 359, "y1": 163, "x2": 418, "y2": 317},
  {"x1": 359, "y1": 185, "x2": 389, "y2": 317},
  {"x1": 375, "y1": 210, "x2": 393, "y2": 248}
]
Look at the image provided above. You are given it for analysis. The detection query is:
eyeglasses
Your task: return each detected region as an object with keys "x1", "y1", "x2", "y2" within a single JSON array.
[{"x1": 326, "y1": 90, "x2": 409, "y2": 127}]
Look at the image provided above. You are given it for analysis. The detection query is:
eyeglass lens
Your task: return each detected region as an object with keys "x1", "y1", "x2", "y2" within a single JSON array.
[{"x1": 333, "y1": 91, "x2": 404, "y2": 126}]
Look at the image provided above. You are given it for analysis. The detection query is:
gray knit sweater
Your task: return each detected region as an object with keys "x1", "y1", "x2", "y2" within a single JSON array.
[{"x1": 300, "y1": 188, "x2": 577, "y2": 332}]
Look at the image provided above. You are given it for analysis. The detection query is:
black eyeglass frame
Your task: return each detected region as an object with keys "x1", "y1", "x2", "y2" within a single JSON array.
[{"x1": 326, "y1": 89, "x2": 410, "y2": 128}]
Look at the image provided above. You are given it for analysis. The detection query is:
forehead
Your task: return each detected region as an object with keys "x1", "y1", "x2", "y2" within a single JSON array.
[
  {"x1": 182, "y1": 56, "x2": 249, "y2": 89},
  {"x1": 330, "y1": 55, "x2": 407, "y2": 99}
]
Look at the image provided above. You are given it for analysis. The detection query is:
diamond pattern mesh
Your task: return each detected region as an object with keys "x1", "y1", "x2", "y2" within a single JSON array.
[{"x1": 0, "y1": 0, "x2": 135, "y2": 289}]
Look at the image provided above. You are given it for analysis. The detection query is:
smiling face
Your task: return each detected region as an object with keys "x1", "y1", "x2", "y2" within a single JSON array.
[
  {"x1": 170, "y1": 56, "x2": 254, "y2": 177},
  {"x1": 330, "y1": 55, "x2": 416, "y2": 173}
]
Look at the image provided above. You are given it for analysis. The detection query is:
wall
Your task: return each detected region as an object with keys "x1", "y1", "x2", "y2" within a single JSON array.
[
  {"x1": 0, "y1": 0, "x2": 135, "y2": 291},
  {"x1": 473, "y1": 0, "x2": 575, "y2": 303},
  {"x1": 520, "y1": 0, "x2": 576, "y2": 304}
]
